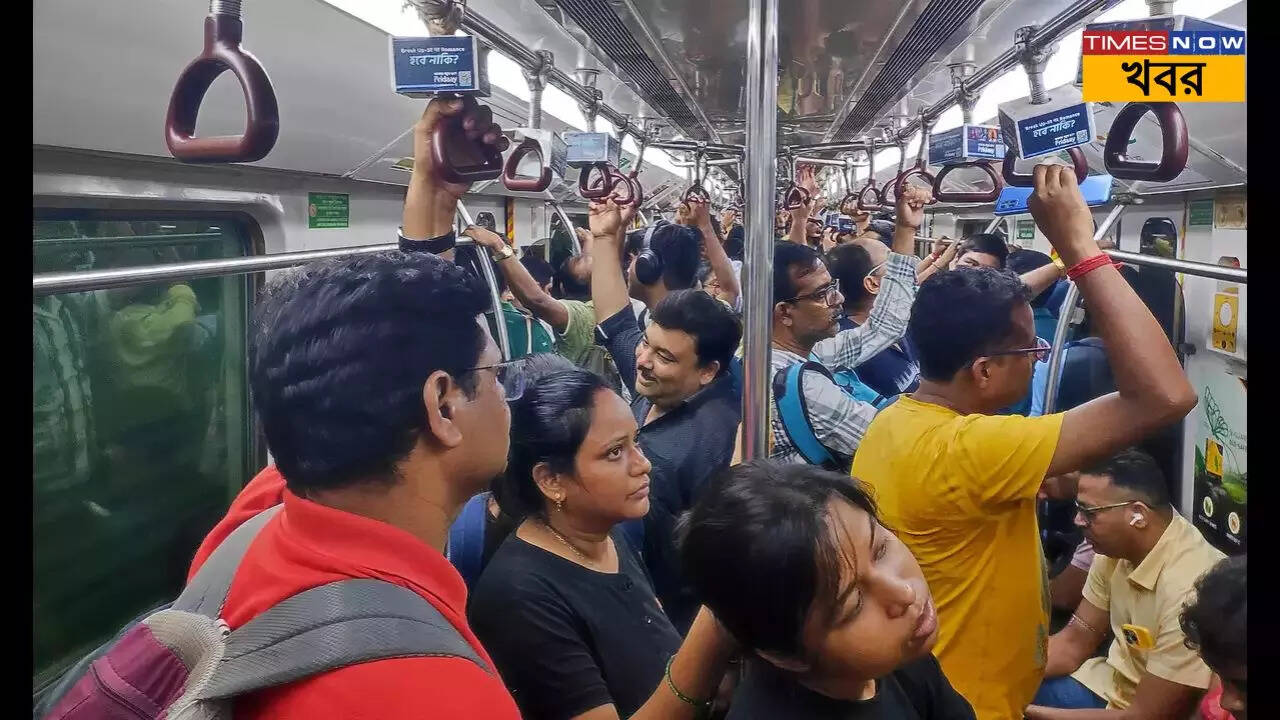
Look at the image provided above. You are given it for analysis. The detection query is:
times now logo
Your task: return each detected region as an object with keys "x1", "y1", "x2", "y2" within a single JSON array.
[{"x1": 1082, "y1": 30, "x2": 1246, "y2": 55}]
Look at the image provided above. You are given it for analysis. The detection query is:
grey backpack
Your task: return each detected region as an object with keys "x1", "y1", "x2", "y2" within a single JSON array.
[{"x1": 37, "y1": 505, "x2": 490, "y2": 719}]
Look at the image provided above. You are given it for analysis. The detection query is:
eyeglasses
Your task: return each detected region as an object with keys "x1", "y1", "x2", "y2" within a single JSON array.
[
  {"x1": 466, "y1": 360, "x2": 526, "y2": 402},
  {"x1": 783, "y1": 279, "x2": 841, "y2": 306},
  {"x1": 988, "y1": 337, "x2": 1051, "y2": 363},
  {"x1": 1074, "y1": 499, "x2": 1135, "y2": 525}
]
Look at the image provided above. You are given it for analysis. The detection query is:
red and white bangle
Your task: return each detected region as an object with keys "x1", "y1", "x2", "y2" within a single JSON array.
[{"x1": 1066, "y1": 254, "x2": 1118, "y2": 281}]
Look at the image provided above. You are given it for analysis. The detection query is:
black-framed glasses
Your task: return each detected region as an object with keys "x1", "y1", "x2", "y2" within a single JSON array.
[
  {"x1": 988, "y1": 336, "x2": 1052, "y2": 363},
  {"x1": 1074, "y1": 499, "x2": 1135, "y2": 525},
  {"x1": 466, "y1": 360, "x2": 526, "y2": 401},
  {"x1": 782, "y1": 279, "x2": 841, "y2": 306}
]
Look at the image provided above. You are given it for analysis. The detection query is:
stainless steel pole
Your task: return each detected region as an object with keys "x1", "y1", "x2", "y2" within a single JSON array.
[
  {"x1": 458, "y1": 201, "x2": 513, "y2": 362},
  {"x1": 741, "y1": 0, "x2": 779, "y2": 460},
  {"x1": 1042, "y1": 203, "x2": 1125, "y2": 414}
]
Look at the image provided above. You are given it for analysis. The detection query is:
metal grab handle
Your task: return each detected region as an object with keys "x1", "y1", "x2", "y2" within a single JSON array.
[
  {"x1": 501, "y1": 137, "x2": 552, "y2": 191},
  {"x1": 932, "y1": 161, "x2": 1004, "y2": 203},
  {"x1": 782, "y1": 184, "x2": 810, "y2": 211},
  {"x1": 578, "y1": 162, "x2": 616, "y2": 199},
  {"x1": 430, "y1": 111, "x2": 507, "y2": 184},
  {"x1": 895, "y1": 164, "x2": 940, "y2": 205},
  {"x1": 1103, "y1": 102, "x2": 1189, "y2": 182},
  {"x1": 855, "y1": 182, "x2": 881, "y2": 212},
  {"x1": 165, "y1": 13, "x2": 279, "y2": 163},
  {"x1": 1002, "y1": 147, "x2": 1088, "y2": 188},
  {"x1": 839, "y1": 192, "x2": 861, "y2": 215}
]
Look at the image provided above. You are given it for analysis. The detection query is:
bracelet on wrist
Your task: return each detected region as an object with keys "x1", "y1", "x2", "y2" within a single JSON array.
[
  {"x1": 1065, "y1": 254, "x2": 1116, "y2": 281},
  {"x1": 665, "y1": 655, "x2": 714, "y2": 712}
]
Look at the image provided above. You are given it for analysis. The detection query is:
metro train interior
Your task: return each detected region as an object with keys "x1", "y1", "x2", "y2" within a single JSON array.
[{"x1": 34, "y1": 0, "x2": 1247, "y2": 714}]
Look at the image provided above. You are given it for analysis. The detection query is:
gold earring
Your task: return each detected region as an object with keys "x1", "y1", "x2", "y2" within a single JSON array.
[{"x1": 555, "y1": 497, "x2": 564, "y2": 512}]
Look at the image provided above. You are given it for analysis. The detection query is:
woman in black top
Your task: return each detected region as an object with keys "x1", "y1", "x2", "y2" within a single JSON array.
[
  {"x1": 469, "y1": 360, "x2": 736, "y2": 720},
  {"x1": 678, "y1": 461, "x2": 975, "y2": 720}
]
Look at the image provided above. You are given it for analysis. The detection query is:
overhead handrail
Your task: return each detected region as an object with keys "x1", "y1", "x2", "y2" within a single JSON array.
[
  {"x1": 1002, "y1": 147, "x2": 1089, "y2": 187},
  {"x1": 165, "y1": 0, "x2": 280, "y2": 164},
  {"x1": 503, "y1": 49, "x2": 556, "y2": 192},
  {"x1": 894, "y1": 113, "x2": 939, "y2": 205},
  {"x1": 1103, "y1": 102, "x2": 1190, "y2": 182}
]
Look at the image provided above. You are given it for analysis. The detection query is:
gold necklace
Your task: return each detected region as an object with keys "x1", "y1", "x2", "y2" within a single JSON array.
[{"x1": 542, "y1": 521, "x2": 602, "y2": 567}]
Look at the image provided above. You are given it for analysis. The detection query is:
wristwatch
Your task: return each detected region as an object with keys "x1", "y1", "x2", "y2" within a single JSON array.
[{"x1": 489, "y1": 243, "x2": 516, "y2": 263}]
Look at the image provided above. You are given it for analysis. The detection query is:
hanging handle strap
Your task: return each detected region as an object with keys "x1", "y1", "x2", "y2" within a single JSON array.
[
  {"x1": 165, "y1": 9, "x2": 279, "y2": 164},
  {"x1": 932, "y1": 161, "x2": 1004, "y2": 203},
  {"x1": 1002, "y1": 147, "x2": 1089, "y2": 188},
  {"x1": 1103, "y1": 102, "x2": 1189, "y2": 182}
]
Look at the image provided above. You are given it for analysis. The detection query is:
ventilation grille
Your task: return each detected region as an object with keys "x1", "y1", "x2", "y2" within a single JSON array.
[
  {"x1": 552, "y1": 0, "x2": 708, "y2": 140},
  {"x1": 832, "y1": 0, "x2": 988, "y2": 140}
]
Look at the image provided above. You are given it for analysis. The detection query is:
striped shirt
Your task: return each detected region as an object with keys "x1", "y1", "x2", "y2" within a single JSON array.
[{"x1": 768, "y1": 251, "x2": 919, "y2": 467}]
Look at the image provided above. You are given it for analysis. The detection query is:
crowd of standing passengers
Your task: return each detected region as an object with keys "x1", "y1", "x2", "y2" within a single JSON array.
[{"x1": 95, "y1": 97, "x2": 1246, "y2": 720}]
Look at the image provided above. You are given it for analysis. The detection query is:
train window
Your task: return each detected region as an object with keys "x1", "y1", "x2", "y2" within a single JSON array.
[{"x1": 32, "y1": 212, "x2": 256, "y2": 688}]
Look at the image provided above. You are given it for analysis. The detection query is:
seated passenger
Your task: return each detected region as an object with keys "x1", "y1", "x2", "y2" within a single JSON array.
[
  {"x1": 1026, "y1": 449, "x2": 1225, "y2": 718},
  {"x1": 1182, "y1": 555, "x2": 1247, "y2": 720},
  {"x1": 767, "y1": 187, "x2": 927, "y2": 470},
  {"x1": 469, "y1": 364, "x2": 737, "y2": 720},
  {"x1": 678, "y1": 461, "x2": 975, "y2": 719},
  {"x1": 826, "y1": 239, "x2": 922, "y2": 400},
  {"x1": 949, "y1": 232, "x2": 1009, "y2": 270},
  {"x1": 850, "y1": 165, "x2": 1198, "y2": 720}
]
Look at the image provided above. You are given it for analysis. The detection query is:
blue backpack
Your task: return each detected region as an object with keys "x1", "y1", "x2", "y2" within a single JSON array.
[
  {"x1": 773, "y1": 360, "x2": 898, "y2": 470},
  {"x1": 446, "y1": 492, "x2": 491, "y2": 591}
]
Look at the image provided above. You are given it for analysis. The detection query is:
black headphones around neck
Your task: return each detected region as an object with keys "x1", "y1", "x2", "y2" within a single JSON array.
[{"x1": 634, "y1": 222, "x2": 666, "y2": 286}]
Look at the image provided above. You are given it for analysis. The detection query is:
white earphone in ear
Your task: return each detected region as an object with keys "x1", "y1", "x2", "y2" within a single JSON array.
[{"x1": 1129, "y1": 514, "x2": 1144, "y2": 527}]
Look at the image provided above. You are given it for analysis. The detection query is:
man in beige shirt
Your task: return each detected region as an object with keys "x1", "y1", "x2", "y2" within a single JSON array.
[{"x1": 1025, "y1": 448, "x2": 1225, "y2": 719}]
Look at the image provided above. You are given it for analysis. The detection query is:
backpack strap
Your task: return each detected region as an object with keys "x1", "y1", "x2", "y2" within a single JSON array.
[
  {"x1": 173, "y1": 505, "x2": 283, "y2": 619},
  {"x1": 446, "y1": 492, "x2": 490, "y2": 590},
  {"x1": 197, "y1": 578, "x2": 491, "y2": 700},
  {"x1": 773, "y1": 362, "x2": 836, "y2": 467}
]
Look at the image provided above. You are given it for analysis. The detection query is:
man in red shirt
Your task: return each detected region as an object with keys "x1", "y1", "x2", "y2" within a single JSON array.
[{"x1": 187, "y1": 98, "x2": 522, "y2": 718}]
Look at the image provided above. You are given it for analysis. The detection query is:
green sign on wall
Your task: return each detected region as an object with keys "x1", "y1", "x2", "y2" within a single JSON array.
[
  {"x1": 1016, "y1": 219, "x2": 1036, "y2": 240},
  {"x1": 308, "y1": 193, "x2": 349, "y2": 229},
  {"x1": 1189, "y1": 198, "x2": 1214, "y2": 227}
]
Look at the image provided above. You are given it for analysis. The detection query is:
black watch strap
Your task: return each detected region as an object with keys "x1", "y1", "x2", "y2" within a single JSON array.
[{"x1": 399, "y1": 228, "x2": 457, "y2": 254}]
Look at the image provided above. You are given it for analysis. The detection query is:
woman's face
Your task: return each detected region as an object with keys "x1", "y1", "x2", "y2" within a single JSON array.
[
  {"x1": 795, "y1": 499, "x2": 939, "y2": 687},
  {"x1": 561, "y1": 389, "x2": 652, "y2": 523}
]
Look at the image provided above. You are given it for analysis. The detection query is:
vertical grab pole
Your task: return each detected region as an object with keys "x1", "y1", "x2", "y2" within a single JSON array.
[
  {"x1": 1042, "y1": 203, "x2": 1126, "y2": 414},
  {"x1": 742, "y1": 0, "x2": 779, "y2": 460},
  {"x1": 457, "y1": 200, "x2": 513, "y2": 361},
  {"x1": 549, "y1": 201, "x2": 581, "y2": 256}
]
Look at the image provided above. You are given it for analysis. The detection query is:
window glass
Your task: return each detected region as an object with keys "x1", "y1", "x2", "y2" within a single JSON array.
[{"x1": 33, "y1": 213, "x2": 255, "y2": 687}]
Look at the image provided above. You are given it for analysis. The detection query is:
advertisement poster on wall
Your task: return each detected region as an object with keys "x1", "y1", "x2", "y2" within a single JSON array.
[{"x1": 1190, "y1": 363, "x2": 1247, "y2": 554}]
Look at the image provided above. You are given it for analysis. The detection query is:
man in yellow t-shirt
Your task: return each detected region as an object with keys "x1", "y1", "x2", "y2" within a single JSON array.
[
  {"x1": 851, "y1": 166, "x2": 1198, "y2": 720},
  {"x1": 1024, "y1": 449, "x2": 1224, "y2": 719}
]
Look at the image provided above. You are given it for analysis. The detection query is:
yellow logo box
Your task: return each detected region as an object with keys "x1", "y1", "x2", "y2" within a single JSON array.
[{"x1": 1082, "y1": 55, "x2": 1245, "y2": 102}]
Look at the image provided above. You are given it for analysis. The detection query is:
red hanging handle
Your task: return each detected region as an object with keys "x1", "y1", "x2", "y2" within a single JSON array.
[
  {"x1": 783, "y1": 184, "x2": 810, "y2": 210},
  {"x1": 685, "y1": 185, "x2": 712, "y2": 205},
  {"x1": 895, "y1": 163, "x2": 939, "y2": 205},
  {"x1": 578, "y1": 162, "x2": 616, "y2": 200},
  {"x1": 1002, "y1": 147, "x2": 1089, "y2": 188},
  {"x1": 431, "y1": 107, "x2": 506, "y2": 184},
  {"x1": 1103, "y1": 102, "x2": 1189, "y2": 182},
  {"x1": 932, "y1": 161, "x2": 1004, "y2": 203},
  {"x1": 855, "y1": 181, "x2": 881, "y2": 212},
  {"x1": 165, "y1": 14, "x2": 279, "y2": 163},
  {"x1": 502, "y1": 137, "x2": 552, "y2": 192},
  {"x1": 604, "y1": 167, "x2": 640, "y2": 206},
  {"x1": 626, "y1": 171, "x2": 645, "y2": 208}
]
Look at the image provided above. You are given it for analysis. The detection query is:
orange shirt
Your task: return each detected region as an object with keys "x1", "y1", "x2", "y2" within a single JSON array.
[{"x1": 188, "y1": 467, "x2": 520, "y2": 719}]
